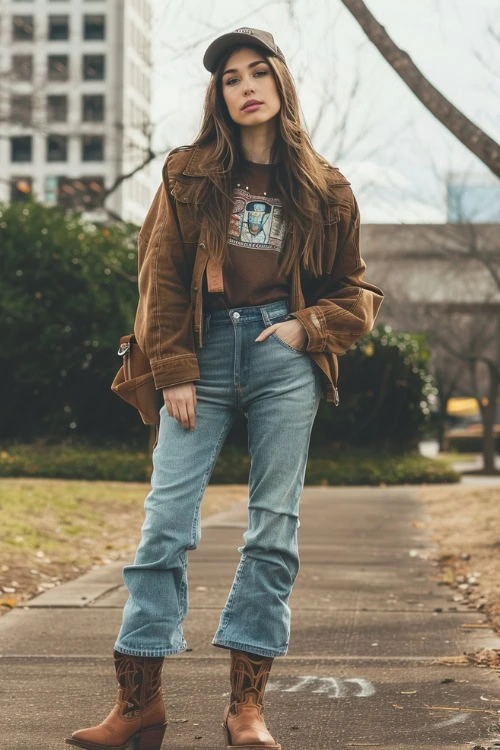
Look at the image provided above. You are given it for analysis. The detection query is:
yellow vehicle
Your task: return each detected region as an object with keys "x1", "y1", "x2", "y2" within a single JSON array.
[{"x1": 444, "y1": 397, "x2": 500, "y2": 452}]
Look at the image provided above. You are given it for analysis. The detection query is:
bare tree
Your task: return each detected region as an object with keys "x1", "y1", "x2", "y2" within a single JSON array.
[
  {"x1": 375, "y1": 220, "x2": 500, "y2": 473},
  {"x1": 338, "y1": 0, "x2": 500, "y2": 179}
]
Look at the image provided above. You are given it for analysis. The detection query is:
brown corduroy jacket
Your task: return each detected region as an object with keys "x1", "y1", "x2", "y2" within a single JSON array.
[{"x1": 133, "y1": 144, "x2": 384, "y2": 406}]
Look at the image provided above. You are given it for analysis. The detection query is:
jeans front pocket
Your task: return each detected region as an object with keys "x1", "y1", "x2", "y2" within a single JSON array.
[
  {"x1": 270, "y1": 330, "x2": 306, "y2": 354},
  {"x1": 268, "y1": 315, "x2": 307, "y2": 354}
]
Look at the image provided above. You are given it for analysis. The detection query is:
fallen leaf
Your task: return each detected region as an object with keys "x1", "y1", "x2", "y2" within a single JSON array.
[
  {"x1": 461, "y1": 623, "x2": 490, "y2": 629},
  {"x1": 0, "y1": 597, "x2": 17, "y2": 608},
  {"x1": 466, "y1": 648, "x2": 500, "y2": 668},
  {"x1": 432, "y1": 655, "x2": 470, "y2": 665},
  {"x1": 422, "y1": 704, "x2": 497, "y2": 714}
]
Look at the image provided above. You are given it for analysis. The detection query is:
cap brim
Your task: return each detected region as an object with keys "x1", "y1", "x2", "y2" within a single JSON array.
[{"x1": 203, "y1": 32, "x2": 275, "y2": 73}]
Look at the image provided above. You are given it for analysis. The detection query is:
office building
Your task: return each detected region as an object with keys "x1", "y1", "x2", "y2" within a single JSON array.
[{"x1": 0, "y1": 0, "x2": 152, "y2": 224}]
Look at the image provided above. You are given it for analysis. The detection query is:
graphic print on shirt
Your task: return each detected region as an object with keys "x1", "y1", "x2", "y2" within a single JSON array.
[{"x1": 229, "y1": 187, "x2": 285, "y2": 252}]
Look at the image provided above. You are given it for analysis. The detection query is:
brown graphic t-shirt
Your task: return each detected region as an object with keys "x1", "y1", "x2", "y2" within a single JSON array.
[{"x1": 202, "y1": 158, "x2": 290, "y2": 311}]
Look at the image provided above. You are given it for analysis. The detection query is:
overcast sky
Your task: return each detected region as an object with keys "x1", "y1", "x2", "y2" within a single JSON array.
[{"x1": 149, "y1": 0, "x2": 500, "y2": 222}]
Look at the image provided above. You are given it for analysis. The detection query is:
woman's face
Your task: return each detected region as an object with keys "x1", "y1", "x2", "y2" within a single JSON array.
[{"x1": 220, "y1": 47, "x2": 281, "y2": 128}]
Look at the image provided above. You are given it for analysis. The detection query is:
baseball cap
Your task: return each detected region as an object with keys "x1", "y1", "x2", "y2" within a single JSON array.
[{"x1": 203, "y1": 27, "x2": 286, "y2": 74}]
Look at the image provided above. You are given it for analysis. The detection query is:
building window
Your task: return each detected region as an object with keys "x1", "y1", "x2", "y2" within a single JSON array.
[
  {"x1": 82, "y1": 94, "x2": 104, "y2": 122},
  {"x1": 10, "y1": 177, "x2": 33, "y2": 203},
  {"x1": 12, "y1": 15, "x2": 34, "y2": 41},
  {"x1": 12, "y1": 55, "x2": 33, "y2": 81},
  {"x1": 48, "y1": 15, "x2": 69, "y2": 40},
  {"x1": 47, "y1": 95, "x2": 68, "y2": 123},
  {"x1": 10, "y1": 94, "x2": 32, "y2": 126},
  {"x1": 47, "y1": 134, "x2": 68, "y2": 162},
  {"x1": 83, "y1": 54, "x2": 105, "y2": 80},
  {"x1": 82, "y1": 135, "x2": 104, "y2": 161},
  {"x1": 45, "y1": 175, "x2": 59, "y2": 205},
  {"x1": 48, "y1": 55, "x2": 69, "y2": 81},
  {"x1": 58, "y1": 176, "x2": 105, "y2": 210},
  {"x1": 11, "y1": 136, "x2": 32, "y2": 162},
  {"x1": 84, "y1": 15, "x2": 105, "y2": 40}
]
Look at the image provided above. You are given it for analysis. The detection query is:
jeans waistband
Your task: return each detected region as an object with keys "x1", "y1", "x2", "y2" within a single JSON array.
[{"x1": 203, "y1": 299, "x2": 291, "y2": 327}]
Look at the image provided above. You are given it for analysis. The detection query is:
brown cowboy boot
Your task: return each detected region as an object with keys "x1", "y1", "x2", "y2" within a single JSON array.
[
  {"x1": 222, "y1": 649, "x2": 281, "y2": 749},
  {"x1": 65, "y1": 649, "x2": 167, "y2": 750}
]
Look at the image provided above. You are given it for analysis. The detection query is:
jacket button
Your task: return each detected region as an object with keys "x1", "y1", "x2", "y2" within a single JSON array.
[
  {"x1": 193, "y1": 285, "x2": 198, "y2": 291},
  {"x1": 199, "y1": 242, "x2": 206, "y2": 249}
]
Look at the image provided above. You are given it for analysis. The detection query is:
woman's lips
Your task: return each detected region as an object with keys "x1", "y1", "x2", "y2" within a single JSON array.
[{"x1": 242, "y1": 103, "x2": 262, "y2": 112}]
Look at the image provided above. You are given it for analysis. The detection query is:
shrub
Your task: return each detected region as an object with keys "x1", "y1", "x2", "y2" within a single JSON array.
[
  {"x1": 311, "y1": 324, "x2": 437, "y2": 453},
  {"x1": 0, "y1": 200, "x2": 142, "y2": 443}
]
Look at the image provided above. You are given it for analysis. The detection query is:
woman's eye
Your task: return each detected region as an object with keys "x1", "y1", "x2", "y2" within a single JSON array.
[{"x1": 225, "y1": 69, "x2": 268, "y2": 86}]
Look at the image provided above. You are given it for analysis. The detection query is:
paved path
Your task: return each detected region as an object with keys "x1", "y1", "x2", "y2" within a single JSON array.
[{"x1": 1, "y1": 485, "x2": 500, "y2": 749}]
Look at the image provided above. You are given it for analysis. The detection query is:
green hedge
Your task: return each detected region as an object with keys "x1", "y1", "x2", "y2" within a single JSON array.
[
  {"x1": 0, "y1": 442, "x2": 459, "y2": 485},
  {"x1": 1, "y1": 200, "x2": 437, "y2": 452}
]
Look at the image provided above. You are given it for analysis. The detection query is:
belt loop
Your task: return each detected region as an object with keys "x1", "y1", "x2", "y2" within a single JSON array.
[
  {"x1": 204, "y1": 311, "x2": 211, "y2": 335},
  {"x1": 261, "y1": 306, "x2": 271, "y2": 326}
]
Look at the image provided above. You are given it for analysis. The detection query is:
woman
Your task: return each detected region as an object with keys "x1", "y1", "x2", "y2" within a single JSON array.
[{"x1": 66, "y1": 27, "x2": 384, "y2": 750}]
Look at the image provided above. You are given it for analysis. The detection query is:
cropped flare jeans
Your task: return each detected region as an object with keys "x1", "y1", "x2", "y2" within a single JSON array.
[{"x1": 114, "y1": 299, "x2": 321, "y2": 658}]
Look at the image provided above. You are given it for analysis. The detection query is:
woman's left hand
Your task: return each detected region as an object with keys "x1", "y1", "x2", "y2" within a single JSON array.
[{"x1": 255, "y1": 319, "x2": 308, "y2": 350}]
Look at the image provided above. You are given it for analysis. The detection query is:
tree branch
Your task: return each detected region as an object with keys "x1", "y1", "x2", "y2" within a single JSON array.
[{"x1": 339, "y1": 0, "x2": 500, "y2": 178}]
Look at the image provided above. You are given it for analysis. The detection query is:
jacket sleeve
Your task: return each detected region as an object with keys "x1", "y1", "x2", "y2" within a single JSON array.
[
  {"x1": 289, "y1": 194, "x2": 384, "y2": 356},
  {"x1": 133, "y1": 156, "x2": 200, "y2": 390}
]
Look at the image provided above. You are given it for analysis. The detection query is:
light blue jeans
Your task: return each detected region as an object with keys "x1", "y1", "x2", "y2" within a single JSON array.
[{"x1": 114, "y1": 299, "x2": 322, "y2": 658}]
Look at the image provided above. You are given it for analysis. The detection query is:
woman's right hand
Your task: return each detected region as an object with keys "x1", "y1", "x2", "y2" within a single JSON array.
[{"x1": 162, "y1": 383, "x2": 197, "y2": 431}]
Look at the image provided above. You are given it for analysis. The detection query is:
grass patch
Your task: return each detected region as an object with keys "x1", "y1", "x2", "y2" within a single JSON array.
[
  {"x1": 435, "y1": 452, "x2": 480, "y2": 466},
  {"x1": 304, "y1": 452, "x2": 459, "y2": 485},
  {"x1": 0, "y1": 442, "x2": 152, "y2": 482},
  {"x1": 0, "y1": 440, "x2": 459, "y2": 485},
  {"x1": 0, "y1": 477, "x2": 247, "y2": 614}
]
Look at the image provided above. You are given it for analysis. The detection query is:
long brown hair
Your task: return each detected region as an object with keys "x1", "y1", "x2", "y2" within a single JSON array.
[{"x1": 189, "y1": 44, "x2": 336, "y2": 278}]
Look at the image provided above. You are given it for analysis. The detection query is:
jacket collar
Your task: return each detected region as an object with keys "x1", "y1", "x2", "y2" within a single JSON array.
[{"x1": 183, "y1": 143, "x2": 226, "y2": 176}]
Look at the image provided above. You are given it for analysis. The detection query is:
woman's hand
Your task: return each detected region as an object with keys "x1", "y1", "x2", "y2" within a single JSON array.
[
  {"x1": 162, "y1": 382, "x2": 197, "y2": 431},
  {"x1": 255, "y1": 319, "x2": 308, "y2": 350}
]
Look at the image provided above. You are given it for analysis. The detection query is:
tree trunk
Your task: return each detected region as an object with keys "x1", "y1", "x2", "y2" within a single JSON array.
[
  {"x1": 481, "y1": 365, "x2": 499, "y2": 473},
  {"x1": 339, "y1": 0, "x2": 500, "y2": 179},
  {"x1": 436, "y1": 402, "x2": 448, "y2": 452}
]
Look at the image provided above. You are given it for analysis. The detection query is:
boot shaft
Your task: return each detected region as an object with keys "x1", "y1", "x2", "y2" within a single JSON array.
[
  {"x1": 229, "y1": 649, "x2": 274, "y2": 714},
  {"x1": 113, "y1": 649, "x2": 164, "y2": 717}
]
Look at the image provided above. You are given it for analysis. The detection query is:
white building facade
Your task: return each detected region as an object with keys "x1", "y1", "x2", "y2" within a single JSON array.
[{"x1": 0, "y1": 0, "x2": 152, "y2": 224}]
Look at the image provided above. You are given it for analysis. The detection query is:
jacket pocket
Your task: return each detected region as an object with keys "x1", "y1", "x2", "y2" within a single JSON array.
[
  {"x1": 170, "y1": 178, "x2": 204, "y2": 205},
  {"x1": 110, "y1": 334, "x2": 161, "y2": 425},
  {"x1": 323, "y1": 203, "x2": 341, "y2": 225},
  {"x1": 170, "y1": 178, "x2": 205, "y2": 244}
]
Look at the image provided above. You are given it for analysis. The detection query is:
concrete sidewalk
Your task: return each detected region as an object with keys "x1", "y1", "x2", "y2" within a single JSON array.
[{"x1": 1, "y1": 485, "x2": 500, "y2": 749}]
